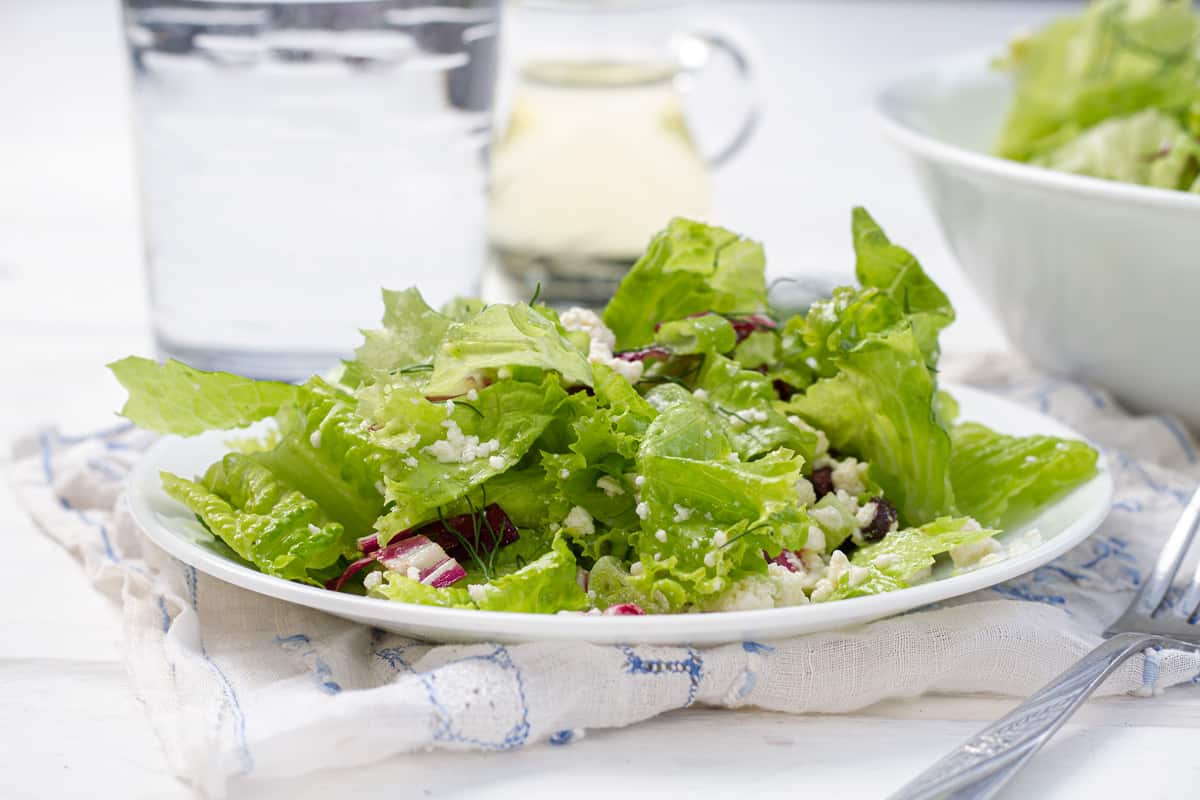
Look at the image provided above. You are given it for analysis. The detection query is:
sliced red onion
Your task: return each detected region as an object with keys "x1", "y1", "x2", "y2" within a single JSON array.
[
  {"x1": 603, "y1": 603, "x2": 646, "y2": 616},
  {"x1": 730, "y1": 313, "x2": 777, "y2": 344},
  {"x1": 422, "y1": 557, "x2": 468, "y2": 588},
  {"x1": 327, "y1": 553, "x2": 379, "y2": 592},
  {"x1": 765, "y1": 549, "x2": 804, "y2": 572},
  {"x1": 357, "y1": 533, "x2": 380, "y2": 554},
  {"x1": 613, "y1": 345, "x2": 672, "y2": 363}
]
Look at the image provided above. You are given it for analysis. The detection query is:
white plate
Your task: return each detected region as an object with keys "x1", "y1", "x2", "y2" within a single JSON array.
[{"x1": 128, "y1": 383, "x2": 1112, "y2": 645}]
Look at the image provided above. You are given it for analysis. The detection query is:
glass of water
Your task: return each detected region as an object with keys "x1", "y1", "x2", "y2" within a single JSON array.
[
  {"x1": 484, "y1": 0, "x2": 760, "y2": 307},
  {"x1": 123, "y1": 0, "x2": 499, "y2": 380}
]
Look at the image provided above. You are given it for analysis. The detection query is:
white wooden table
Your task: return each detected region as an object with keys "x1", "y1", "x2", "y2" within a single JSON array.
[{"x1": 3, "y1": 1, "x2": 1199, "y2": 797}]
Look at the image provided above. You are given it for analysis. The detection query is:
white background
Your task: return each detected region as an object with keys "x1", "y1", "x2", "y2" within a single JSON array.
[{"x1": 4, "y1": 1, "x2": 1200, "y2": 798}]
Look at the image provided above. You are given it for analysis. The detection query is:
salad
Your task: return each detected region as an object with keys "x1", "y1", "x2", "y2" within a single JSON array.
[
  {"x1": 110, "y1": 209, "x2": 1099, "y2": 615},
  {"x1": 996, "y1": 0, "x2": 1200, "y2": 193}
]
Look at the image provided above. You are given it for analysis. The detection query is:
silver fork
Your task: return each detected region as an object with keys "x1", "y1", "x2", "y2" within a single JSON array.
[{"x1": 890, "y1": 486, "x2": 1200, "y2": 800}]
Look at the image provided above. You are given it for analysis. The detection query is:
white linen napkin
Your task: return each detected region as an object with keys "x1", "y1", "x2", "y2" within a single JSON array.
[{"x1": 11, "y1": 356, "x2": 1200, "y2": 797}]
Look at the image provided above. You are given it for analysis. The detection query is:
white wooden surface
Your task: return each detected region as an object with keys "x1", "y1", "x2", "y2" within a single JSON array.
[{"x1": 3, "y1": 1, "x2": 1199, "y2": 797}]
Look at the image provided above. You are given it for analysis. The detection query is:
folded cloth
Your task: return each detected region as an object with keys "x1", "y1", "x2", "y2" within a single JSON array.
[{"x1": 11, "y1": 356, "x2": 1200, "y2": 797}]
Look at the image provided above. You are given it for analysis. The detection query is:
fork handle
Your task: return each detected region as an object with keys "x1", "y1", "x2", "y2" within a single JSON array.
[{"x1": 889, "y1": 632, "x2": 1163, "y2": 800}]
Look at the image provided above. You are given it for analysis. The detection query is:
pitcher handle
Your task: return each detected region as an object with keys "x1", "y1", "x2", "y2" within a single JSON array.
[{"x1": 674, "y1": 21, "x2": 762, "y2": 168}]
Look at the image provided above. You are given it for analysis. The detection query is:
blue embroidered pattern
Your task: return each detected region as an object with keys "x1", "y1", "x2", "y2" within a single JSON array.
[
  {"x1": 274, "y1": 634, "x2": 342, "y2": 694},
  {"x1": 619, "y1": 646, "x2": 703, "y2": 707}
]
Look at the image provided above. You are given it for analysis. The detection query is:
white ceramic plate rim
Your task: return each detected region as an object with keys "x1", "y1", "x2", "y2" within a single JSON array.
[
  {"x1": 128, "y1": 383, "x2": 1113, "y2": 644},
  {"x1": 872, "y1": 47, "x2": 1200, "y2": 213}
]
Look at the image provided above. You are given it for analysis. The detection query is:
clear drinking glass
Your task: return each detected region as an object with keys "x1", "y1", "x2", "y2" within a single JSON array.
[
  {"x1": 123, "y1": 0, "x2": 499, "y2": 380},
  {"x1": 485, "y1": 0, "x2": 760, "y2": 306}
]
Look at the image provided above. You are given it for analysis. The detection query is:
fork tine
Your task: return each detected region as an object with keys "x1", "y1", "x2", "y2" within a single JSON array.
[
  {"x1": 1176, "y1": 557, "x2": 1200, "y2": 622},
  {"x1": 1134, "y1": 486, "x2": 1200, "y2": 616}
]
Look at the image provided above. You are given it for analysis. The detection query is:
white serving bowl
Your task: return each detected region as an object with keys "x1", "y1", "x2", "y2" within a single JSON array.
[{"x1": 875, "y1": 50, "x2": 1200, "y2": 429}]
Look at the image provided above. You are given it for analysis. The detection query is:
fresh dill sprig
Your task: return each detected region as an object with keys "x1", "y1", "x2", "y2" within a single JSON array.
[
  {"x1": 529, "y1": 281, "x2": 542, "y2": 306},
  {"x1": 397, "y1": 363, "x2": 434, "y2": 374}
]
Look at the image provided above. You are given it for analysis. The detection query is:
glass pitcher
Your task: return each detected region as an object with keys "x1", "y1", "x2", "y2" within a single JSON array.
[{"x1": 485, "y1": 0, "x2": 760, "y2": 305}]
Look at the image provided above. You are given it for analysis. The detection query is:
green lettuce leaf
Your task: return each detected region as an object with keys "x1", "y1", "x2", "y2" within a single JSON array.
[
  {"x1": 425, "y1": 303, "x2": 593, "y2": 396},
  {"x1": 818, "y1": 564, "x2": 907, "y2": 602},
  {"x1": 1032, "y1": 108, "x2": 1200, "y2": 190},
  {"x1": 602, "y1": 218, "x2": 768, "y2": 350},
  {"x1": 786, "y1": 326, "x2": 955, "y2": 525},
  {"x1": 996, "y1": 0, "x2": 1200, "y2": 162},
  {"x1": 371, "y1": 375, "x2": 568, "y2": 534},
  {"x1": 346, "y1": 288, "x2": 453, "y2": 387},
  {"x1": 252, "y1": 377, "x2": 386, "y2": 536},
  {"x1": 951, "y1": 422, "x2": 1100, "y2": 528},
  {"x1": 109, "y1": 357, "x2": 298, "y2": 436},
  {"x1": 468, "y1": 535, "x2": 588, "y2": 613},
  {"x1": 851, "y1": 207, "x2": 954, "y2": 367},
  {"x1": 162, "y1": 454, "x2": 356, "y2": 584},
  {"x1": 851, "y1": 517, "x2": 997, "y2": 583},
  {"x1": 654, "y1": 314, "x2": 737, "y2": 356},
  {"x1": 369, "y1": 574, "x2": 475, "y2": 607}
]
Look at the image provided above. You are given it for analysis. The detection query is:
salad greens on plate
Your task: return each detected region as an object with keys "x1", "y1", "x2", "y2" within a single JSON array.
[
  {"x1": 996, "y1": 0, "x2": 1200, "y2": 193},
  {"x1": 110, "y1": 209, "x2": 1099, "y2": 615}
]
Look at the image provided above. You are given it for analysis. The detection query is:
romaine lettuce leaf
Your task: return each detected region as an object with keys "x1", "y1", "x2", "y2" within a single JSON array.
[
  {"x1": 346, "y1": 287, "x2": 453, "y2": 386},
  {"x1": 468, "y1": 535, "x2": 588, "y2": 613},
  {"x1": 950, "y1": 422, "x2": 1099, "y2": 528},
  {"x1": 996, "y1": 0, "x2": 1200, "y2": 162},
  {"x1": 424, "y1": 303, "x2": 593, "y2": 396},
  {"x1": 369, "y1": 573, "x2": 475, "y2": 607},
  {"x1": 602, "y1": 218, "x2": 768, "y2": 350},
  {"x1": 162, "y1": 454, "x2": 356, "y2": 584},
  {"x1": 253, "y1": 377, "x2": 387, "y2": 536},
  {"x1": 371, "y1": 375, "x2": 568, "y2": 533},
  {"x1": 786, "y1": 326, "x2": 955, "y2": 525},
  {"x1": 851, "y1": 207, "x2": 954, "y2": 367},
  {"x1": 851, "y1": 517, "x2": 997, "y2": 583},
  {"x1": 109, "y1": 357, "x2": 298, "y2": 436}
]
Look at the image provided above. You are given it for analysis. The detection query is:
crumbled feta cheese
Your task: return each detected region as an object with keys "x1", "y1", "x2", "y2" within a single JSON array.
[
  {"x1": 705, "y1": 575, "x2": 777, "y2": 611},
  {"x1": 855, "y1": 501, "x2": 878, "y2": 528},
  {"x1": 636, "y1": 501, "x2": 650, "y2": 519},
  {"x1": 704, "y1": 430, "x2": 713, "y2": 439},
  {"x1": 809, "y1": 505, "x2": 844, "y2": 530},
  {"x1": 423, "y1": 420, "x2": 501, "y2": 464},
  {"x1": 488, "y1": 455, "x2": 506, "y2": 470},
  {"x1": 795, "y1": 478, "x2": 816, "y2": 507},
  {"x1": 309, "y1": 430, "x2": 322, "y2": 449},
  {"x1": 805, "y1": 525, "x2": 826, "y2": 553},
  {"x1": 786, "y1": 415, "x2": 802, "y2": 427},
  {"x1": 767, "y1": 563, "x2": 810, "y2": 607},
  {"x1": 712, "y1": 529, "x2": 727, "y2": 548},
  {"x1": 467, "y1": 583, "x2": 489, "y2": 604},
  {"x1": 497, "y1": 367, "x2": 512, "y2": 380},
  {"x1": 727, "y1": 452, "x2": 740, "y2": 462},
  {"x1": 605, "y1": 356, "x2": 644, "y2": 384},
  {"x1": 703, "y1": 550, "x2": 718, "y2": 567},
  {"x1": 363, "y1": 571, "x2": 382, "y2": 591},
  {"x1": 871, "y1": 553, "x2": 900, "y2": 570},
  {"x1": 630, "y1": 562, "x2": 644, "y2": 577},
  {"x1": 307, "y1": 523, "x2": 322, "y2": 536},
  {"x1": 465, "y1": 388, "x2": 479, "y2": 402},
  {"x1": 655, "y1": 529, "x2": 668, "y2": 543},
  {"x1": 563, "y1": 506, "x2": 595, "y2": 536},
  {"x1": 634, "y1": 475, "x2": 645, "y2": 488},
  {"x1": 673, "y1": 504, "x2": 692, "y2": 522},
  {"x1": 741, "y1": 408, "x2": 769, "y2": 424},
  {"x1": 1007, "y1": 528, "x2": 1043, "y2": 557},
  {"x1": 831, "y1": 457, "x2": 867, "y2": 495},
  {"x1": 810, "y1": 578, "x2": 835, "y2": 602},
  {"x1": 805, "y1": 356, "x2": 819, "y2": 370},
  {"x1": 404, "y1": 456, "x2": 419, "y2": 468},
  {"x1": 693, "y1": 388, "x2": 709, "y2": 402},
  {"x1": 950, "y1": 536, "x2": 1003, "y2": 569},
  {"x1": 560, "y1": 307, "x2": 616, "y2": 353},
  {"x1": 558, "y1": 468, "x2": 570, "y2": 480},
  {"x1": 596, "y1": 476, "x2": 625, "y2": 497},
  {"x1": 848, "y1": 566, "x2": 870, "y2": 588},
  {"x1": 444, "y1": 399, "x2": 455, "y2": 417},
  {"x1": 827, "y1": 550, "x2": 851, "y2": 584}
]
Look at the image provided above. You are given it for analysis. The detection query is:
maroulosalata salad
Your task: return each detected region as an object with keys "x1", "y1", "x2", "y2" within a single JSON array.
[{"x1": 111, "y1": 209, "x2": 1099, "y2": 615}]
